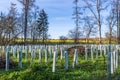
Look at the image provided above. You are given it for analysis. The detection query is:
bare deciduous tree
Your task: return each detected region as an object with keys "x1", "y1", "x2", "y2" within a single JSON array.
[
  {"x1": 106, "y1": 1, "x2": 117, "y2": 44},
  {"x1": 59, "y1": 35, "x2": 67, "y2": 44},
  {"x1": 115, "y1": 0, "x2": 120, "y2": 43},
  {"x1": 82, "y1": 0, "x2": 109, "y2": 44},
  {"x1": 73, "y1": 0, "x2": 82, "y2": 43},
  {"x1": 0, "y1": 3, "x2": 21, "y2": 46},
  {"x1": 82, "y1": 16, "x2": 97, "y2": 44},
  {"x1": 30, "y1": 5, "x2": 39, "y2": 42},
  {"x1": 68, "y1": 28, "x2": 83, "y2": 40},
  {"x1": 18, "y1": 0, "x2": 35, "y2": 45}
]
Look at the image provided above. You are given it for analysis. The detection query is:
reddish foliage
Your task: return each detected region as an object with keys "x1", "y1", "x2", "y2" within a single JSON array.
[{"x1": 67, "y1": 46, "x2": 85, "y2": 56}]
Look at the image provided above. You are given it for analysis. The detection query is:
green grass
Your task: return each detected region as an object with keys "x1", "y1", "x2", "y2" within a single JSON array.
[{"x1": 0, "y1": 52, "x2": 120, "y2": 80}]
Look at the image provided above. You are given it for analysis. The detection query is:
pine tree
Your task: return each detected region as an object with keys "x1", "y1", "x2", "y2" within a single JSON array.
[{"x1": 37, "y1": 9, "x2": 49, "y2": 43}]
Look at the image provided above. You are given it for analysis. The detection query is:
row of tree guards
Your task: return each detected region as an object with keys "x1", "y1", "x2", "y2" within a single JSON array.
[{"x1": 2, "y1": 44, "x2": 119, "y2": 79}]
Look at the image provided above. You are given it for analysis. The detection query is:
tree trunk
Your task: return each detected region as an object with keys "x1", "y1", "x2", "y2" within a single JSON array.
[{"x1": 97, "y1": 0, "x2": 102, "y2": 44}]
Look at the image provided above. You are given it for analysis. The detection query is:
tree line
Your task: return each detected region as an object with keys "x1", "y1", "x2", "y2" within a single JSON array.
[
  {"x1": 0, "y1": 0, "x2": 49, "y2": 46},
  {"x1": 0, "y1": 0, "x2": 120, "y2": 45},
  {"x1": 60, "y1": 0, "x2": 120, "y2": 44}
]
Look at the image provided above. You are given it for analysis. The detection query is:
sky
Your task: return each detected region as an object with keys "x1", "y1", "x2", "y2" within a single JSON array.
[
  {"x1": 38, "y1": 0, "x2": 75, "y2": 39},
  {"x1": 0, "y1": 0, "x2": 111, "y2": 39},
  {"x1": 0, "y1": 0, "x2": 75, "y2": 39}
]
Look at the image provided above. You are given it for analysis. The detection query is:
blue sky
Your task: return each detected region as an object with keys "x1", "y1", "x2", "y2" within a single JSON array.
[
  {"x1": 0, "y1": 0, "x2": 75, "y2": 39},
  {"x1": 37, "y1": 0, "x2": 75, "y2": 39},
  {"x1": 0, "y1": 0, "x2": 111, "y2": 39}
]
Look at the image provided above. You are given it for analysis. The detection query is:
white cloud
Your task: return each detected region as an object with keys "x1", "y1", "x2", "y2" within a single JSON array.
[{"x1": 49, "y1": 16, "x2": 75, "y2": 39}]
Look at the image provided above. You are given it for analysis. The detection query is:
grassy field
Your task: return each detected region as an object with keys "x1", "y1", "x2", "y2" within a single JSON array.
[{"x1": 0, "y1": 51, "x2": 120, "y2": 80}]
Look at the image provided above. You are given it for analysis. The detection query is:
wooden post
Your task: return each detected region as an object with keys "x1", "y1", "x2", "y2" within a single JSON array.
[
  {"x1": 34, "y1": 47, "x2": 36, "y2": 58},
  {"x1": 39, "y1": 49, "x2": 42, "y2": 63},
  {"x1": 113, "y1": 51, "x2": 116, "y2": 72},
  {"x1": 45, "y1": 48, "x2": 48, "y2": 63},
  {"x1": 31, "y1": 48, "x2": 35, "y2": 64},
  {"x1": 17, "y1": 46, "x2": 19, "y2": 59},
  {"x1": 49, "y1": 47, "x2": 52, "y2": 61},
  {"x1": 29, "y1": 45, "x2": 32, "y2": 54},
  {"x1": 55, "y1": 46, "x2": 58, "y2": 59},
  {"x1": 61, "y1": 47, "x2": 63, "y2": 60},
  {"x1": 107, "y1": 52, "x2": 111, "y2": 80},
  {"x1": 76, "y1": 49, "x2": 78, "y2": 65},
  {"x1": 19, "y1": 47, "x2": 22, "y2": 68},
  {"x1": 2, "y1": 46, "x2": 5, "y2": 53},
  {"x1": 106, "y1": 45, "x2": 109, "y2": 55},
  {"x1": 104, "y1": 46, "x2": 107, "y2": 56},
  {"x1": 6, "y1": 46, "x2": 10, "y2": 71},
  {"x1": 96, "y1": 46, "x2": 98, "y2": 58},
  {"x1": 52, "y1": 51, "x2": 56, "y2": 72},
  {"x1": 111, "y1": 52, "x2": 113, "y2": 74},
  {"x1": 15, "y1": 46, "x2": 17, "y2": 58},
  {"x1": 72, "y1": 49, "x2": 78, "y2": 68},
  {"x1": 100, "y1": 45, "x2": 102, "y2": 56},
  {"x1": 25, "y1": 46, "x2": 28, "y2": 61},
  {"x1": 0, "y1": 46, "x2": 1, "y2": 56},
  {"x1": 116, "y1": 46, "x2": 119, "y2": 69},
  {"x1": 13, "y1": 46, "x2": 16, "y2": 57},
  {"x1": 85, "y1": 45, "x2": 88, "y2": 60},
  {"x1": 91, "y1": 45, "x2": 93, "y2": 60},
  {"x1": 65, "y1": 51, "x2": 68, "y2": 71}
]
